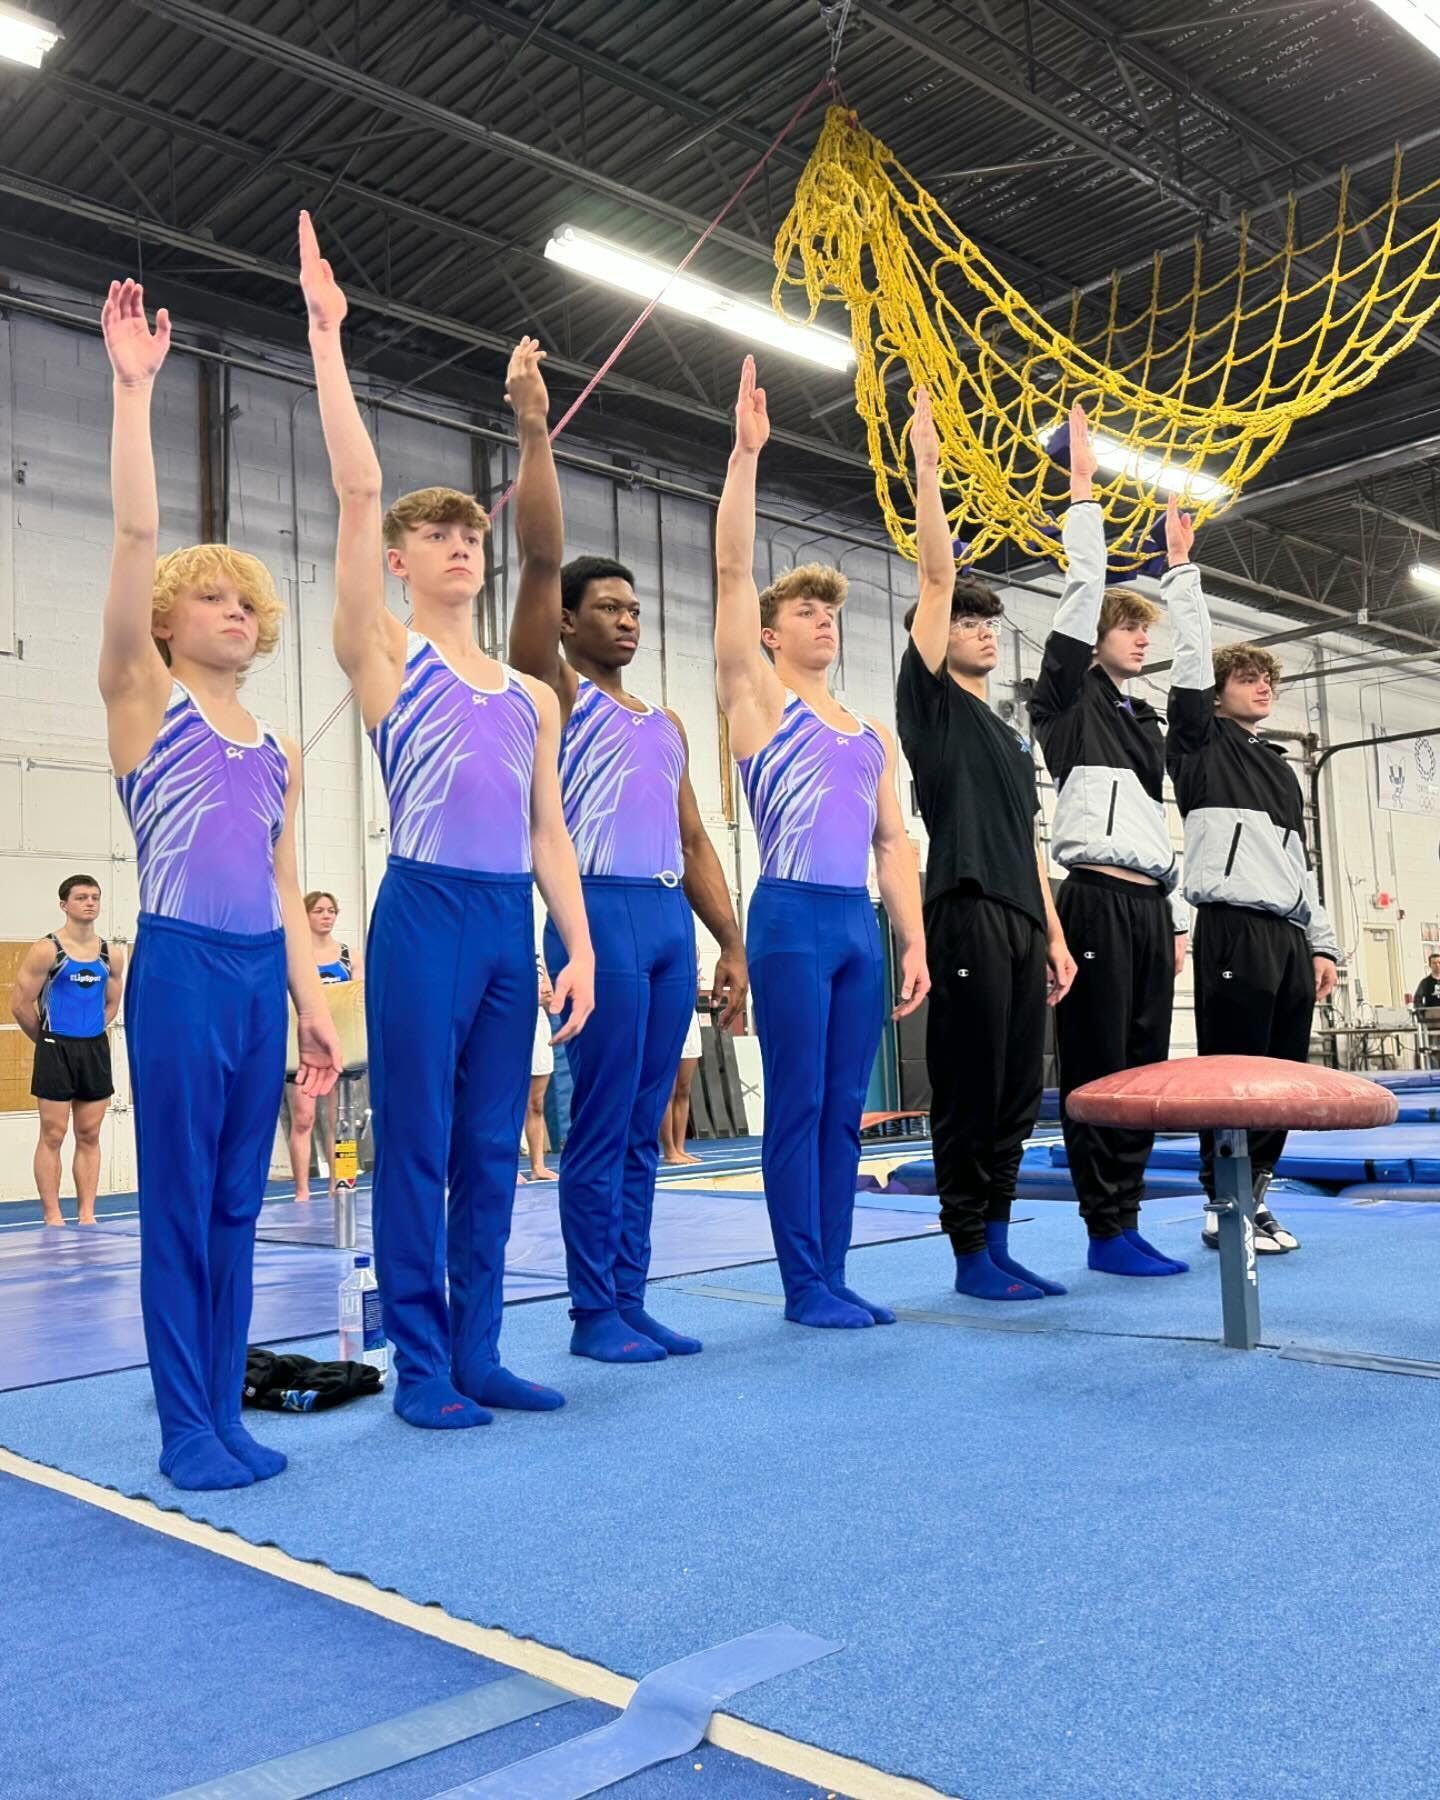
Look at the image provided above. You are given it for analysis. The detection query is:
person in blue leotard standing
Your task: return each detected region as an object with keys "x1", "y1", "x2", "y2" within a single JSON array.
[
  {"x1": 713, "y1": 357, "x2": 930, "y2": 1330},
  {"x1": 302, "y1": 212, "x2": 595, "y2": 1430},
  {"x1": 505, "y1": 343, "x2": 749, "y2": 1366},
  {"x1": 10, "y1": 874, "x2": 125, "y2": 1226},
  {"x1": 285, "y1": 890, "x2": 360, "y2": 1204},
  {"x1": 99, "y1": 279, "x2": 343, "y2": 1492}
]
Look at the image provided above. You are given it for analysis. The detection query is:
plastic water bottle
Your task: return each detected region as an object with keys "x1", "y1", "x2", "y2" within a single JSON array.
[{"x1": 338, "y1": 1254, "x2": 388, "y2": 1382}]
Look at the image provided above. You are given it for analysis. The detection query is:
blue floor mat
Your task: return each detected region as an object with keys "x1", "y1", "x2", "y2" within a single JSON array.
[
  {"x1": 5, "y1": 1199, "x2": 1440, "y2": 1799},
  {"x1": 0, "y1": 1190, "x2": 930, "y2": 1394},
  {"x1": 2, "y1": 1472, "x2": 821, "y2": 1800}
]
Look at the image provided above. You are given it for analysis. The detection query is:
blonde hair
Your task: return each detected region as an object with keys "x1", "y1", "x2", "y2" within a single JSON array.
[
  {"x1": 1099, "y1": 587, "x2": 1161, "y2": 637},
  {"x1": 1214, "y1": 642, "x2": 1281, "y2": 691},
  {"x1": 382, "y1": 487, "x2": 491, "y2": 549},
  {"x1": 758, "y1": 562, "x2": 848, "y2": 631},
  {"x1": 151, "y1": 544, "x2": 284, "y2": 665}
]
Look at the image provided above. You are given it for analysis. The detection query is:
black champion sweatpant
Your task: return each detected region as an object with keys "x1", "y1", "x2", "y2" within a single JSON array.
[
  {"x1": 1193, "y1": 903, "x2": 1316, "y2": 1196},
  {"x1": 1054, "y1": 869, "x2": 1175, "y2": 1238},
  {"x1": 925, "y1": 891, "x2": 1047, "y2": 1256}
]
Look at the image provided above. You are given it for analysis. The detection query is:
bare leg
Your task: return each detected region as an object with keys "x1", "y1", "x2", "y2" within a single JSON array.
[
  {"x1": 323, "y1": 1094, "x2": 338, "y2": 1198},
  {"x1": 287, "y1": 1085, "x2": 317, "y2": 1202},
  {"x1": 34, "y1": 1101, "x2": 69, "y2": 1225},
  {"x1": 524, "y1": 1074, "x2": 556, "y2": 1180},
  {"x1": 661, "y1": 1059, "x2": 703, "y2": 1165},
  {"x1": 70, "y1": 1098, "x2": 109, "y2": 1224}
]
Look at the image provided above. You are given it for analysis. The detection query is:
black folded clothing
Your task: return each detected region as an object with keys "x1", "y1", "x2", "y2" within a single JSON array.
[{"x1": 243, "y1": 1347, "x2": 384, "y2": 1412}]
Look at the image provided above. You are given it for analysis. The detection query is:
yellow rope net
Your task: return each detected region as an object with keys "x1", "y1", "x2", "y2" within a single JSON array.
[{"x1": 773, "y1": 106, "x2": 1440, "y2": 569}]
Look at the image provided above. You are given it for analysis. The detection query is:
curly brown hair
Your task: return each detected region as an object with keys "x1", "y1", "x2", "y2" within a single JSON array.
[
  {"x1": 382, "y1": 487, "x2": 491, "y2": 549},
  {"x1": 758, "y1": 562, "x2": 848, "y2": 631},
  {"x1": 1214, "y1": 642, "x2": 1281, "y2": 692}
]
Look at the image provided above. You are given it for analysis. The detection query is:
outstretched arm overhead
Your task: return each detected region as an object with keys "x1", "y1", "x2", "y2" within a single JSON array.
[
  {"x1": 504, "y1": 338, "x2": 574, "y2": 711},
  {"x1": 1031, "y1": 401, "x2": 1105, "y2": 728},
  {"x1": 299, "y1": 211, "x2": 406, "y2": 725},
  {"x1": 98, "y1": 281, "x2": 175, "y2": 773},
  {"x1": 909, "y1": 386, "x2": 956, "y2": 675},
  {"x1": 714, "y1": 357, "x2": 784, "y2": 760},
  {"x1": 1160, "y1": 497, "x2": 1214, "y2": 760},
  {"x1": 870, "y1": 726, "x2": 930, "y2": 1020}
]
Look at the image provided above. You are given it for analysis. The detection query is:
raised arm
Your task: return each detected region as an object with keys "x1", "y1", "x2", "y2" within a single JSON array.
[
  {"x1": 669, "y1": 710, "x2": 748, "y2": 1030},
  {"x1": 715, "y1": 357, "x2": 784, "y2": 757},
  {"x1": 274, "y1": 741, "x2": 342, "y2": 1098},
  {"x1": 910, "y1": 387, "x2": 955, "y2": 675},
  {"x1": 98, "y1": 283, "x2": 174, "y2": 765},
  {"x1": 1032, "y1": 402, "x2": 1104, "y2": 728},
  {"x1": 8, "y1": 939, "x2": 53, "y2": 1046},
  {"x1": 871, "y1": 726, "x2": 929, "y2": 1020},
  {"x1": 504, "y1": 338, "x2": 575, "y2": 709},
  {"x1": 525, "y1": 679, "x2": 595, "y2": 1044},
  {"x1": 299, "y1": 212, "x2": 405, "y2": 715},
  {"x1": 1160, "y1": 497, "x2": 1214, "y2": 760}
]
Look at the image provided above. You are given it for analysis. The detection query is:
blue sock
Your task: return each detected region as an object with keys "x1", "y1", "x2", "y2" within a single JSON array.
[
  {"x1": 984, "y1": 1222, "x2": 1067, "y2": 1296},
  {"x1": 1088, "y1": 1234, "x2": 1184, "y2": 1277},
  {"x1": 784, "y1": 1287, "x2": 875, "y2": 1329},
  {"x1": 828, "y1": 1282, "x2": 897, "y2": 1324},
  {"x1": 619, "y1": 1306, "x2": 703, "y2": 1355},
  {"x1": 570, "y1": 1309, "x2": 668, "y2": 1363},
  {"x1": 394, "y1": 1375, "x2": 492, "y2": 1429},
  {"x1": 468, "y1": 1366, "x2": 566, "y2": 1411},
  {"x1": 159, "y1": 1432, "x2": 255, "y2": 1491},
  {"x1": 1123, "y1": 1228, "x2": 1190, "y2": 1274},
  {"x1": 954, "y1": 1250, "x2": 1044, "y2": 1301},
  {"x1": 218, "y1": 1425, "x2": 287, "y2": 1480}
]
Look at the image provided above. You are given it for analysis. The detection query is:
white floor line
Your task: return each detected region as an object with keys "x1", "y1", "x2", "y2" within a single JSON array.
[{"x1": 0, "y1": 1445, "x2": 954, "y2": 1800}]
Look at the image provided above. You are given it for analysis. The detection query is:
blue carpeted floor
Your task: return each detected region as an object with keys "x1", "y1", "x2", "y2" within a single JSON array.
[
  {"x1": 5, "y1": 1198, "x2": 1440, "y2": 1796},
  {"x1": 2, "y1": 1472, "x2": 834, "y2": 1800}
]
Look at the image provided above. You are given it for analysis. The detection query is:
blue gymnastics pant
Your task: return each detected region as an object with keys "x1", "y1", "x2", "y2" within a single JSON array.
[
  {"x1": 367, "y1": 856, "x2": 534, "y2": 1394},
  {"x1": 746, "y1": 877, "x2": 884, "y2": 1304},
  {"x1": 545, "y1": 876, "x2": 696, "y2": 1314},
  {"x1": 126, "y1": 913, "x2": 287, "y2": 1459}
]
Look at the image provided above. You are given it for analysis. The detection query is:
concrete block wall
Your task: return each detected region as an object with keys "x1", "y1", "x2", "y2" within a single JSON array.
[{"x1": 1, "y1": 299, "x2": 1438, "y2": 1198}]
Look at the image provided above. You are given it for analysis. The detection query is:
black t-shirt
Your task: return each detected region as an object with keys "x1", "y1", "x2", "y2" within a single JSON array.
[
  {"x1": 895, "y1": 640, "x2": 1044, "y2": 926},
  {"x1": 1416, "y1": 975, "x2": 1440, "y2": 1010}
]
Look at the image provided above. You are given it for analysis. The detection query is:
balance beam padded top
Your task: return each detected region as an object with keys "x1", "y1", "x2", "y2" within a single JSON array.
[{"x1": 1066, "y1": 1056, "x2": 1399, "y2": 1132}]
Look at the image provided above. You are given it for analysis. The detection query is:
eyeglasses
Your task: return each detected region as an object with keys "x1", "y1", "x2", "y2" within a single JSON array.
[{"x1": 950, "y1": 614, "x2": 1004, "y2": 637}]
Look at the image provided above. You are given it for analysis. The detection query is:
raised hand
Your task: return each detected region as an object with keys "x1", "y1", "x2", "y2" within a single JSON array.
[
  {"x1": 504, "y1": 335, "x2": 549, "y2": 424},
  {"x1": 1069, "y1": 399, "x2": 1098, "y2": 496},
  {"x1": 101, "y1": 280, "x2": 171, "y2": 388},
  {"x1": 298, "y1": 209, "x2": 347, "y2": 333},
  {"x1": 1165, "y1": 493, "x2": 1196, "y2": 567},
  {"x1": 734, "y1": 355, "x2": 770, "y2": 456},
  {"x1": 910, "y1": 386, "x2": 939, "y2": 472}
]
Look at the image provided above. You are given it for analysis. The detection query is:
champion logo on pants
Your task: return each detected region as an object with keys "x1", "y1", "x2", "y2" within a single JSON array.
[
  {"x1": 1082, "y1": 950, "x2": 1097, "y2": 960},
  {"x1": 956, "y1": 967, "x2": 970, "y2": 977},
  {"x1": 1222, "y1": 970, "x2": 1234, "y2": 979}
]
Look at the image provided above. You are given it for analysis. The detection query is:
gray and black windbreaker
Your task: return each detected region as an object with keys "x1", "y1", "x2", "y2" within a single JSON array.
[
  {"x1": 1163, "y1": 559, "x2": 1338, "y2": 961},
  {"x1": 1030, "y1": 503, "x2": 1188, "y2": 933}
]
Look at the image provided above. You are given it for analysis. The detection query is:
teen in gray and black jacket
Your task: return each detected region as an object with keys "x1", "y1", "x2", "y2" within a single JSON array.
[
  {"x1": 1164, "y1": 499, "x2": 1339, "y2": 1255},
  {"x1": 1031, "y1": 404, "x2": 1190, "y2": 1279}
]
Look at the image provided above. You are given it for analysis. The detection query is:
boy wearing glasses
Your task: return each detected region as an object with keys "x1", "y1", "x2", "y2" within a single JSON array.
[{"x1": 897, "y1": 391, "x2": 1076, "y2": 1300}]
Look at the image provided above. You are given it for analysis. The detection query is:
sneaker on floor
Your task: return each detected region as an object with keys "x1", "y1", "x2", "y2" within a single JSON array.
[
  {"x1": 1201, "y1": 1210, "x2": 1289, "y2": 1254},
  {"x1": 1256, "y1": 1205, "x2": 1299, "y2": 1251}
]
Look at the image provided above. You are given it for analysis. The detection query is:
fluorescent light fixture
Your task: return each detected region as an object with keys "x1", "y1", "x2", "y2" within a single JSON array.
[
  {"x1": 0, "y1": 2, "x2": 61, "y2": 68},
  {"x1": 543, "y1": 224, "x2": 855, "y2": 372},
  {"x1": 1367, "y1": 0, "x2": 1440, "y2": 60},
  {"x1": 1042, "y1": 420, "x2": 1231, "y2": 501},
  {"x1": 1410, "y1": 561, "x2": 1440, "y2": 587}
]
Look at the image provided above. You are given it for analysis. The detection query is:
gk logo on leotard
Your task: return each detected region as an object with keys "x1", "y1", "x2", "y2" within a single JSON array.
[
  {"x1": 472, "y1": 693, "x2": 488, "y2": 705},
  {"x1": 225, "y1": 745, "x2": 245, "y2": 761}
]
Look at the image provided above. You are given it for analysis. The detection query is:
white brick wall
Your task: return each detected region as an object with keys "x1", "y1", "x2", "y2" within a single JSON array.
[{"x1": 2, "y1": 300, "x2": 1439, "y2": 1198}]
